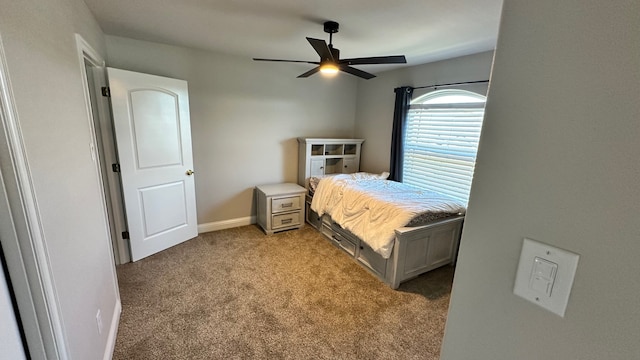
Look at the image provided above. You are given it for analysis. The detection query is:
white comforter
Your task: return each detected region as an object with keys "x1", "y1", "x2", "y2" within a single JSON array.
[{"x1": 310, "y1": 175, "x2": 465, "y2": 259}]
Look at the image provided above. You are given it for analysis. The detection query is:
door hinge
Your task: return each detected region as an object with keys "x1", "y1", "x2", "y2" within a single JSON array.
[
  {"x1": 112, "y1": 164, "x2": 120, "y2": 173},
  {"x1": 101, "y1": 86, "x2": 111, "y2": 97},
  {"x1": 122, "y1": 231, "x2": 129, "y2": 240}
]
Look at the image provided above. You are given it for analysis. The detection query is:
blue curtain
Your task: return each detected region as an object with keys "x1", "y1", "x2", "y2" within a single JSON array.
[{"x1": 389, "y1": 86, "x2": 413, "y2": 182}]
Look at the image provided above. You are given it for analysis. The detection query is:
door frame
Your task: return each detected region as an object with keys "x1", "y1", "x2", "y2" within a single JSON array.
[
  {"x1": 0, "y1": 33, "x2": 66, "y2": 360},
  {"x1": 75, "y1": 35, "x2": 130, "y2": 264},
  {"x1": 74, "y1": 35, "x2": 123, "y2": 357}
]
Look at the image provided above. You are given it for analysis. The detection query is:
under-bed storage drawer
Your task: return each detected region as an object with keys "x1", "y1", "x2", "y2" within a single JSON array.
[
  {"x1": 272, "y1": 212, "x2": 301, "y2": 229},
  {"x1": 330, "y1": 231, "x2": 356, "y2": 256},
  {"x1": 331, "y1": 221, "x2": 387, "y2": 277},
  {"x1": 305, "y1": 197, "x2": 322, "y2": 230},
  {"x1": 357, "y1": 242, "x2": 387, "y2": 278}
]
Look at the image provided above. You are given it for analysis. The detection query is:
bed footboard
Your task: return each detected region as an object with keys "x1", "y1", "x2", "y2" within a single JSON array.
[
  {"x1": 314, "y1": 212, "x2": 464, "y2": 289},
  {"x1": 386, "y1": 216, "x2": 464, "y2": 289}
]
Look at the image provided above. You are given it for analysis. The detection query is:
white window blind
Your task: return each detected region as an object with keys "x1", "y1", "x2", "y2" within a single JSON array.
[{"x1": 402, "y1": 90, "x2": 485, "y2": 205}]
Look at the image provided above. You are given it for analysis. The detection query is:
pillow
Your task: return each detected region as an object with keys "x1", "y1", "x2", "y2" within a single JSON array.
[
  {"x1": 309, "y1": 171, "x2": 389, "y2": 191},
  {"x1": 309, "y1": 172, "x2": 390, "y2": 191},
  {"x1": 349, "y1": 171, "x2": 390, "y2": 180},
  {"x1": 308, "y1": 174, "x2": 337, "y2": 191}
]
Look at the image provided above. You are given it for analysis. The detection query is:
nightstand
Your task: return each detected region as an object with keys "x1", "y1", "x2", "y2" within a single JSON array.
[{"x1": 255, "y1": 183, "x2": 306, "y2": 235}]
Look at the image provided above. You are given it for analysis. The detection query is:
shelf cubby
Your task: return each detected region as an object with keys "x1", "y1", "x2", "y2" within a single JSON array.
[
  {"x1": 297, "y1": 138, "x2": 365, "y2": 188},
  {"x1": 311, "y1": 144, "x2": 324, "y2": 156}
]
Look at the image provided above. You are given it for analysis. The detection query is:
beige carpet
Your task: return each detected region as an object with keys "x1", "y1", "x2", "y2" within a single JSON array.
[{"x1": 113, "y1": 225, "x2": 455, "y2": 360}]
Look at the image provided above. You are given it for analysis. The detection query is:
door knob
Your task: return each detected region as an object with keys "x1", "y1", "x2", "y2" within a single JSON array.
[{"x1": 186, "y1": 169, "x2": 194, "y2": 176}]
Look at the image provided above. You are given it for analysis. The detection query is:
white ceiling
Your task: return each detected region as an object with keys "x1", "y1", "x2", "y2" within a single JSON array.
[{"x1": 83, "y1": 0, "x2": 504, "y2": 73}]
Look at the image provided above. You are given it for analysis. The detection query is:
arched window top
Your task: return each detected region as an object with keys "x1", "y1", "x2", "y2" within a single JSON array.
[
  {"x1": 402, "y1": 88, "x2": 486, "y2": 205},
  {"x1": 412, "y1": 89, "x2": 486, "y2": 105}
]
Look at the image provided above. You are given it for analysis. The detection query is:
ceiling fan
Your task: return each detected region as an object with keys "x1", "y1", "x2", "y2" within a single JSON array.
[{"x1": 253, "y1": 21, "x2": 407, "y2": 80}]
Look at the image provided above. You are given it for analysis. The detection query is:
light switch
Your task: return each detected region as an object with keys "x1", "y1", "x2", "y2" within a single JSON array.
[
  {"x1": 514, "y1": 238, "x2": 579, "y2": 317},
  {"x1": 529, "y1": 257, "x2": 557, "y2": 296}
]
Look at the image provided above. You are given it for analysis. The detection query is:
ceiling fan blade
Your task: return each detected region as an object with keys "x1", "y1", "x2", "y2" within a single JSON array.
[
  {"x1": 340, "y1": 55, "x2": 407, "y2": 65},
  {"x1": 297, "y1": 66, "x2": 320, "y2": 78},
  {"x1": 306, "y1": 37, "x2": 334, "y2": 61},
  {"x1": 339, "y1": 65, "x2": 376, "y2": 80},
  {"x1": 253, "y1": 58, "x2": 319, "y2": 65}
]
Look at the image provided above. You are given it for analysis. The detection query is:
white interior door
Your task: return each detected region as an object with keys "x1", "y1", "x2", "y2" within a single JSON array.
[{"x1": 107, "y1": 68, "x2": 197, "y2": 261}]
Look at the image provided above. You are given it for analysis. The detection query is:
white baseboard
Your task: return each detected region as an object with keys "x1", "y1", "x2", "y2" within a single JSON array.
[
  {"x1": 103, "y1": 299, "x2": 121, "y2": 360},
  {"x1": 198, "y1": 216, "x2": 256, "y2": 234}
]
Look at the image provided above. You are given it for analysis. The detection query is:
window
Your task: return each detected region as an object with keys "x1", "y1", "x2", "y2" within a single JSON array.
[{"x1": 402, "y1": 89, "x2": 486, "y2": 205}]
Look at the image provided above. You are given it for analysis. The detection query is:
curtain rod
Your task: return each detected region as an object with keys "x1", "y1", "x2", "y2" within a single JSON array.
[{"x1": 412, "y1": 79, "x2": 489, "y2": 90}]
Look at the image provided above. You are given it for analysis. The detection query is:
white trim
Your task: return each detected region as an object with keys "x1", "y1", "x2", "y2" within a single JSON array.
[
  {"x1": 0, "y1": 34, "x2": 67, "y2": 359},
  {"x1": 75, "y1": 34, "x2": 130, "y2": 265},
  {"x1": 74, "y1": 34, "x2": 104, "y2": 68},
  {"x1": 74, "y1": 33, "x2": 124, "y2": 265},
  {"x1": 102, "y1": 300, "x2": 121, "y2": 360},
  {"x1": 198, "y1": 216, "x2": 257, "y2": 234}
]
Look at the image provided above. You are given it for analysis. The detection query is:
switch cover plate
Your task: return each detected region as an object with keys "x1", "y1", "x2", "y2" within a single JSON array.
[{"x1": 514, "y1": 238, "x2": 579, "y2": 317}]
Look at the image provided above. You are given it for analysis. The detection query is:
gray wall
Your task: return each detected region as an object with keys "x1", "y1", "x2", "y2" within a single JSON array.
[
  {"x1": 354, "y1": 51, "x2": 494, "y2": 173},
  {"x1": 441, "y1": 0, "x2": 640, "y2": 359},
  {"x1": 105, "y1": 36, "x2": 358, "y2": 226},
  {"x1": 0, "y1": 0, "x2": 119, "y2": 359}
]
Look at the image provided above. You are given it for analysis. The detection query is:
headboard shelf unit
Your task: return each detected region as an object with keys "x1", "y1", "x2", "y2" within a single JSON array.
[{"x1": 297, "y1": 138, "x2": 365, "y2": 188}]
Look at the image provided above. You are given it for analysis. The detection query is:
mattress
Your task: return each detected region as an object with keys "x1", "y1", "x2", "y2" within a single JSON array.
[{"x1": 310, "y1": 174, "x2": 465, "y2": 258}]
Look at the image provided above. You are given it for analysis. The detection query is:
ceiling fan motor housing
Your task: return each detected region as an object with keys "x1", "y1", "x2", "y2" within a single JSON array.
[{"x1": 324, "y1": 21, "x2": 339, "y2": 34}]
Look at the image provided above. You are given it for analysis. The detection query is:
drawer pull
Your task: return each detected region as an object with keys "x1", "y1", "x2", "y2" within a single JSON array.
[
  {"x1": 360, "y1": 246, "x2": 364, "y2": 250},
  {"x1": 281, "y1": 203, "x2": 293, "y2": 208},
  {"x1": 332, "y1": 236, "x2": 341, "y2": 242},
  {"x1": 281, "y1": 218, "x2": 293, "y2": 224}
]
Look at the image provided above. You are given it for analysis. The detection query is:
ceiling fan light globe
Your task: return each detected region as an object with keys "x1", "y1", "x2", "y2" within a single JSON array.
[{"x1": 320, "y1": 63, "x2": 339, "y2": 76}]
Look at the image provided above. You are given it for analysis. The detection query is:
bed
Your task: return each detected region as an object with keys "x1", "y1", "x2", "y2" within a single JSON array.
[{"x1": 307, "y1": 173, "x2": 466, "y2": 289}]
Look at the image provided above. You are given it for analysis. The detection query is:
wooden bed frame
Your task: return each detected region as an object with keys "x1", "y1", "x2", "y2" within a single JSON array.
[{"x1": 306, "y1": 197, "x2": 464, "y2": 289}]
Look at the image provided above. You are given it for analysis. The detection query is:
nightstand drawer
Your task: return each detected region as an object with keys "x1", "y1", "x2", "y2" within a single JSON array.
[
  {"x1": 271, "y1": 196, "x2": 301, "y2": 213},
  {"x1": 272, "y1": 212, "x2": 301, "y2": 229}
]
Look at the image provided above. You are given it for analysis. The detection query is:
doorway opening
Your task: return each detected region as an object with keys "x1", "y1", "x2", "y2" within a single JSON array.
[
  {"x1": 76, "y1": 35, "x2": 130, "y2": 264},
  {"x1": 76, "y1": 35, "x2": 199, "y2": 264}
]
